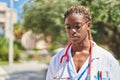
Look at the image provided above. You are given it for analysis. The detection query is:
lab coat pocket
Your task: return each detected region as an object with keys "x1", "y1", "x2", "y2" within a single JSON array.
[
  {"x1": 94, "y1": 71, "x2": 109, "y2": 80},
  {"x1": 94, "y1": 77, "x2": 109, "y2": 80}
]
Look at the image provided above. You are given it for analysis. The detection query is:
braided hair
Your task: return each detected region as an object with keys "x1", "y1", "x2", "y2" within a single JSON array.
[{"x1": 64, "y1": 5, "x2": 93, "y2": 40}]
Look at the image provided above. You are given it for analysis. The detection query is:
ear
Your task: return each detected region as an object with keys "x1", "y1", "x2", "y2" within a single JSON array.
[{"x1": 87, "y1": 22, "x2": 91, "y2": 30}]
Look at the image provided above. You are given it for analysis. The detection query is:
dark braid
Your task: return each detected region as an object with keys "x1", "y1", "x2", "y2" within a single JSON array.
[
  {"x1": 64, "y1": 5, "x2": 93, "y2": 40},
  {"x1": 64, "y1": 5, "x2": 92, "y2": 22}
]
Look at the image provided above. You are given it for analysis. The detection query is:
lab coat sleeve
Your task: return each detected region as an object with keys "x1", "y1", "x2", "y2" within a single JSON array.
[
  {"x1": 46, "y1": 48, "x2": 65, "y2": 80},
  {"x1": 46, "y1": 57, "x2": 55, "y2": 80},
  {"x1": 109, "y1": 58, "x2": 120, "y2": 80}
]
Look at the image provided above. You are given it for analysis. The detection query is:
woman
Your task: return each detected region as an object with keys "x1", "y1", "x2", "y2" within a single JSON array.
[{"x1": 46, "y1": 5, "x2": 120, "y2": 80}]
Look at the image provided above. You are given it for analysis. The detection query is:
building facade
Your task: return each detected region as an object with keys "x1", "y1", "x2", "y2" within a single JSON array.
[{"x1": 0, "y1": 2, "x2": 17, "y2": 38}]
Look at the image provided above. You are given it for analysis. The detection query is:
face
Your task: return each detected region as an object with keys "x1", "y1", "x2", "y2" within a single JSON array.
[{"x1": 65, "y1": 13, "x2": 90, "y2": 44}]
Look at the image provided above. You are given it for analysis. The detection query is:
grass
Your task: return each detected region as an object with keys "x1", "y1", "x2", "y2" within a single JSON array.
[
  {"x1": 0, "y1": 61, "x2": 20, "y2": 66},
  {"x1": 0, "y1": 54, "x2": 51, "y2": 66},
  {"x1": 0, "y1": 61, "x2": 8, "y2": 65}
]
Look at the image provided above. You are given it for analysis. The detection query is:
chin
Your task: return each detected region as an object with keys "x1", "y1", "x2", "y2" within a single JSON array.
[{"x1": 71, "y1": 40, "x2": 81, "y2": 44}]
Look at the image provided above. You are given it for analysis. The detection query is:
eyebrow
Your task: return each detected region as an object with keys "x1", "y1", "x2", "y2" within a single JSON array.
[{"x1": 65, "y1": 22, "x2": 83, "y2": 25}]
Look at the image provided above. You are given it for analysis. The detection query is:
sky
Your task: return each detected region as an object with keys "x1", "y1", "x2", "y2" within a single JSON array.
[{"x1": 0, "y1": 0, "x2": 29, "y2": 21}]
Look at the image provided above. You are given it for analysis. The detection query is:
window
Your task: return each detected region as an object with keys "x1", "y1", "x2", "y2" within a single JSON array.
[
  {"x1": 0, "y1": 23, "x2": 4, "y2": 36},
  {"x1": 0, "y1": 11, "x2": 5, "y2": 18}
]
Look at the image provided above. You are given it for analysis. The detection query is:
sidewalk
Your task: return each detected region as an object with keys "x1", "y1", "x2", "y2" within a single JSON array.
[
  {"x1": 1, "y1": 61, "x2": 48, "y2": 80},
  {"x1": 0, "y1": 67, "x2": 7, "y2": 80}
]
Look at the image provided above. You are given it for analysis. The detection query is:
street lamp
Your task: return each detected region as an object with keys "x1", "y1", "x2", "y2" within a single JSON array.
[{"x1": 9, "y1": 0, "x2": 14, "y2": 65}]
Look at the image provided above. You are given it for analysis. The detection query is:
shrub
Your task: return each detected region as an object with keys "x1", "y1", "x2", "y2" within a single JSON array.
[
  {"x1": 0, "y1": 37, "x2": 8, "y2": 61},
  {"x1": 0, "y1": 37, "x2": 24, "y2": 61}
]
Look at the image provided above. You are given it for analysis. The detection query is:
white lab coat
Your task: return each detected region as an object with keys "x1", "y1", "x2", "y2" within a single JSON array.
[{"x1": 46, "y1": 42, "x2": 120, "y2": 80}]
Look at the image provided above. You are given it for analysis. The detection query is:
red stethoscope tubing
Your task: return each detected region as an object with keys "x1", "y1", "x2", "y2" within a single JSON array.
[
  {"x1": 88, "y1": 40, "x2": 92, "y2": 76},
  {"x1": 60, "y1": 43, "x2": 72, "y2": 63},
  {"x1": 60, "y1": 41, "x2": 93, "y2": 76}
]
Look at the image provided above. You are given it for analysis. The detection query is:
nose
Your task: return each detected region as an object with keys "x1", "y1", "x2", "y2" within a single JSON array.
[
  {"x1": 72, "y1": 28, "x2": 80, "y2": 36},
  {"x1": 72, "y1": 29, "x2": 77, "y2": 33}
]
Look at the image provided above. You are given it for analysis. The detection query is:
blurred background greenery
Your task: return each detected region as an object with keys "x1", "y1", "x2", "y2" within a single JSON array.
[
  {"x1": 0, "y1": 0, "x2": 120, "y2": 65},
  {"x1": 22, "y1": 0, "x2": 120, "y2": 59}
]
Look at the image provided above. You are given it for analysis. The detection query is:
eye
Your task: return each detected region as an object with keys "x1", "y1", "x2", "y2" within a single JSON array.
[
  {"x1": 66, "y1": 25, "x2": 71, "y2": 29},
  {"x1": 74, "y1": 25, "x2": 81, "y2": 29},
  {"x1": 74, "y1": 24, "x2": 82, "y2": 29}
]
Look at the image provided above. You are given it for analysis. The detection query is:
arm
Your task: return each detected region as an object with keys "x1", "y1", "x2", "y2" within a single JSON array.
[{"x1": 46, "y1": 58, "x2": 54, "y2": 80}]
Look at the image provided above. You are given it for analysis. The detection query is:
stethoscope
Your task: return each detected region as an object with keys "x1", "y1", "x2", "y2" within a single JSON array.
[{"x1": 60, "y1": 40, "x2": 93, "y2": 80}]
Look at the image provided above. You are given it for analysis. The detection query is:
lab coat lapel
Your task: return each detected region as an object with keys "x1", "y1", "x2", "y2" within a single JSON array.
[{"x1": 68, "y1": 46, "x2": 90, "y2": 79}]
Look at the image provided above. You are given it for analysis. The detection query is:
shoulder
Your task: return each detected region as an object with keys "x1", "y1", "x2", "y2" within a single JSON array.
[
  {"x1": 93, "y1": 41, "x2": 119, "y2": 66},
  {"x1": 92, "y1": 42, "x2": 120, "y2": 79},
  {"x1": 93, "y1": 42, "x2": 115, "y2": 59},
  {"x1": 53, "y1": 48, "x2": 66, "y2": 60},
  {"x1": 49, "y1": 48, "x2": 66, "y2": 66}
]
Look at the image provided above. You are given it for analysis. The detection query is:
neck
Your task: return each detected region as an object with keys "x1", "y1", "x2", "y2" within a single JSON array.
[{"x1": 71, "y1": 38, "x2": 90, "y2": 56}]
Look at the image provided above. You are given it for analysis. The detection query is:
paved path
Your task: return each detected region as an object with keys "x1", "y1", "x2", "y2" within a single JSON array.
[{"x1": 2, "y1": 61, "x2": 48, "y2": 80}]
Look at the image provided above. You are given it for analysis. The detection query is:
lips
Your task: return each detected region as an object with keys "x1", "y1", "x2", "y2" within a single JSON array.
[
  {"x1": 71, "y1": 36, "x2": 78, "y2": 38},
  {"x1": 70, "y1": 35, "x2": 79, "y2": 40}
]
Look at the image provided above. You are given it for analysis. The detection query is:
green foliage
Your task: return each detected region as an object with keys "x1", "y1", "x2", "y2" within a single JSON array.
[
  {"x1": 23, "y1": 0, "x2": 120, "y2": 58},
  {"x1": 14, "y1": 40, "x2": 25, "y2": 61},
  {"x1": 14, "y1": 40, "x2": 25, "y2": 50},
  {"x1": 0, "y1": 37, "x2": 8, "y2": 61},
  {"x1": 87, "y1": 0, "x2": 120, "y2": 59},
  {"x1": 49, "y1": 45, "x2": 59, "y2": 52},
  {"x1": 14, "y1": 23, "x2": 25, "y2": 40},
  {"x1": 23, "y1": 0, "x2": 78, "y2": 43},
  {"x1": 0, "y1": 37, "x2": 24, "y2": 61}
]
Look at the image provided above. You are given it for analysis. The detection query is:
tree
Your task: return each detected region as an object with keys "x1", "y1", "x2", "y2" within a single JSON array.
[
  {"x1": 23, "y1": 0, "x2": 120, "y2": 59},
  {"x1": 23, "y1": 0, "x2": 78, "y2": 44},
  {"x1": 76, "y1": 0, "x2": 120, "y2": 59},
  {"x1": 86, "y1": 0, "x2": 120, "y2": 59},
  {"x1": 14, "y1": 23, "x2": 25, "y2": 40}
]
